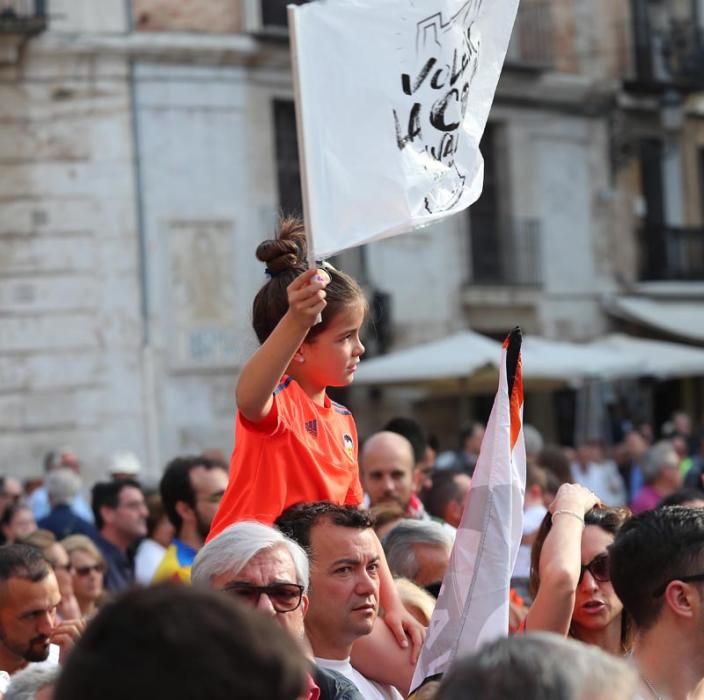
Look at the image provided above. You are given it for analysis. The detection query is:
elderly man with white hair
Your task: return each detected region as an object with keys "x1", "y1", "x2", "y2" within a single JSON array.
[
  {"x1": 631, "y1": 440, "x2": 684, "y2": 514},
  {"x1": 382, "y1": 519, "x2": 454, "y2": 597},
  {"x1": 37, "y1": 469, "x2": 98, "y2": 541},
  {"x1": 191, "y1": 522, "x2": 363, "y2": 700}
]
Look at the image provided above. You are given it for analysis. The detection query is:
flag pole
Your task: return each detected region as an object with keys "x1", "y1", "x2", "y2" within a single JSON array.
[{"x1": 288, "y1": 4, "x2": 317, "y2": 272}]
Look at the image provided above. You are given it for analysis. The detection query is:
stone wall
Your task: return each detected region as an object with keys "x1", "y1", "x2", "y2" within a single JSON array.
[
  {"x1": 0, "y1": 44, "x2": 147, "y2": 481},
  {"x1": 132, "y1": 0, "x2": 242, "y2": 33}
]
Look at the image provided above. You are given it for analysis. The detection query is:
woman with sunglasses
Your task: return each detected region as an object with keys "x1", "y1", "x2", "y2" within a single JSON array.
[
  {"x1": 21, "y1": 528, "x2": 83, "y2": 621},
  {"x1": 61, "y1": 534, "x2": 106, "y2": 619},
  {"x1": 523, "y1": 483, "x2": 633, "y2": 655}
]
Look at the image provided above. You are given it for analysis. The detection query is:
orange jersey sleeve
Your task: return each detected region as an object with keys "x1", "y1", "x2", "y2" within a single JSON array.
[{"x1": 208, "y1": 377, "x2": 362, "y2": 539}]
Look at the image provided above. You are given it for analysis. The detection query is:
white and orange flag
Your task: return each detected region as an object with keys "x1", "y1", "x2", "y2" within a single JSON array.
[{"x1": 410, "y1": 327, "x2": 526, "y2": 694}]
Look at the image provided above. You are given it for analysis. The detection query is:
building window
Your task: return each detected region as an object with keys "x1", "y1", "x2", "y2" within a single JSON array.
[
  {"x1": 639, "y1": 137, "x2": 666, "y2": 226},
  {"x1": 469, "y1": 124, "x2": 502, "y2": 283},
  {"x1": 272, "y1": 99, "x2": 303, "y2": 218},
  {"x1": 638, "y1": 137, "x2": 704, "y2": 280},
  {"x1": 0, "y1": 0, "x2": 46, "y2": 34},
  {"x1": 699, "y1": 147, "x2": 704, "y2": 223},
  {"x1": 468, "y1": 124, "x2": 542, "y2": 286},
  {"x1": 261, "y1": 0, "x2": 311, "y2": 29},
  {"x1": 505, "y1": 0, "x2": 555, "y2": 68}
]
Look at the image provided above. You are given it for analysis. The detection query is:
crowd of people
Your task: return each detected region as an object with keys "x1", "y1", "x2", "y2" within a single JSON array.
[{"x1": 2, "y1": 218, "x2": 704, "y2": 699}]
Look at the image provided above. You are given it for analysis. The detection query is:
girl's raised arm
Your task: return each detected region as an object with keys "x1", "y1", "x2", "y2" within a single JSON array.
[{"x1": 236, "y1": 268, "x2": 328, "y2": 423}]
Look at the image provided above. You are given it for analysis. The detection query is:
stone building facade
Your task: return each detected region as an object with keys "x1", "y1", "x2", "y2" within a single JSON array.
[{"x1": 0, "y1": 0, "x2": 702, "y2": 478}]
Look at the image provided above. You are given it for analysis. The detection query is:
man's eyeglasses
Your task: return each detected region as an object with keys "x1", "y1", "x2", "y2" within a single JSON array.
[
  {"x1": 579, "y1": 553, "x2": 610, "y2": 584},
  {"x1": 222, "y1": 582, "x2": 304, "y2": 613},
  {"x1": 653, "y1": 573, "x2": 704, "y2": 597},
  {"x1": 75, "y1": 564, "x2": 104, "y2": 577}
]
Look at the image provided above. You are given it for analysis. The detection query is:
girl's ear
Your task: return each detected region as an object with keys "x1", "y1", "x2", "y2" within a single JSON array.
[{"x1": 293, "y1": 348, "x2": 305, "y2": 364}]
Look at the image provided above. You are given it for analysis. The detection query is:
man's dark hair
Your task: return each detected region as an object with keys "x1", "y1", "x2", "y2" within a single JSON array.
[
  {"x1": 275, "y1": 502, "x2": 374, "y2": 551},
  {"x1": 610, "y1": 506, "x2": 704, "y2": 631},
  {"x1": 143, "y1": 490, "x2": 167, "y2": 539},
  {"x1": 426, "y1": 470, "x2": 465, "y2": 520},
  {"x1": 384, "y1": 417, "x2": 427, "y2": 465},
  {"x1": 91, "y1": 480, "x2": 141, "y2": 531},
  {"x1": 159, "y1": 455, "x2": 221, "y2": 531},
  {"x1": 659, "y1": 488, "x2": 704, "y2": 507},
  {"x1": 0, "y1": 544, "x2": 51, "y2": 584},
  {"x1": 54, "y1": 585, "x2": 307, "y2": 700}
]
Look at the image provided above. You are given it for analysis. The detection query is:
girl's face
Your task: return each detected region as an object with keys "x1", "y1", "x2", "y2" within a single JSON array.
[
  {"x1": 571, "y1": 525, "x2": 623, "y2": 633},
  {"x1": 299, "y1": 302, "x2": 365, "y2": 389},
  {"x1": 70, "y1": 549, "x2": 104, "y2": 602}
]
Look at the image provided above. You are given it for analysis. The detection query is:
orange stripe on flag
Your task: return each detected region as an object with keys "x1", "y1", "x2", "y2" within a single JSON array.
[{"x1": 509, "y1": 353, "x2": 523, "y2": 450}]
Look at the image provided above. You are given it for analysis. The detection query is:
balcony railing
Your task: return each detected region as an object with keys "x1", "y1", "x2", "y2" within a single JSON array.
[
  {"x1": 0, "y1": 0, "x2": 46, "y2": 35},
  {"x1": 505, "y1": 0, "x2": 554, "y2": 69},
  {"x1": 639, "y1": 225, "x2": 704, "y2": 281}
]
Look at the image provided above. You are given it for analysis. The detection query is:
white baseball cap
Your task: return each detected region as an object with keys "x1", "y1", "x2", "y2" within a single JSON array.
[{"x1": 108, "y1": 451, "x2": 142, "y2": 477}]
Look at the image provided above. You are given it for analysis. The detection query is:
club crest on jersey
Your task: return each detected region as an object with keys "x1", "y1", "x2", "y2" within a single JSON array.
[
  {"x1": 343, "y1": 434, "x2": 354, "y2": 460},
  {"x1": 305, "y1": 419, "x2": 318, "y2": 438}
]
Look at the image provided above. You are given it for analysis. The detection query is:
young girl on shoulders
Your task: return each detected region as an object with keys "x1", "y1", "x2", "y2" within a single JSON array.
[
  {"x1": 210, "y1": 218, "x2": 423, "y2": 689},
  {"x1": 210, "y1": 217, "x2": 366, "y2": 533}
]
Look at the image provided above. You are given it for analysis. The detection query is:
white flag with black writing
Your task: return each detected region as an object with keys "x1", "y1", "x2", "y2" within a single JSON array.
[{"x1": 289, "y1": 0, "x2": 520, "y2": 258}]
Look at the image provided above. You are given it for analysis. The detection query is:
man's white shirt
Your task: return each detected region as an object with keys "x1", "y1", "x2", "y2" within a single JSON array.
[
  {"x1": 315, "y1": 657, "x2": 403, "y2": 700},
  {"x1": 0, "y1": 644, "x2": 60, "y2": 694}
]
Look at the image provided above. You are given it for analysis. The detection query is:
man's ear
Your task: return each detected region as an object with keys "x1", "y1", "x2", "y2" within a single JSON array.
[
  {"x1": 175, "y1": 501, "x2": 195, "y2": 524},
  {"x1": 100, "y1": 505, "x2": 114, "y2": 527},
  {"x1": 300, "y1": 593, "x2": 309, "y2": 618},
  {"x1": 411, "y1": 467, "x2": 424, "y2": 495},
  {"x1": 664, "y1": 581, "x2": 697, "y2": 621},
  {"x1": 446, "y1": 500, "x2": 461, "y2": 525}
]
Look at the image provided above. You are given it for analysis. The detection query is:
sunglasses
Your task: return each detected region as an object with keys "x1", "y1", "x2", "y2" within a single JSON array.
[
  {"x1": 75, "y1": 564, "x2": 104, "y2": 577},
  {"x1": 579, "y1": 553, "x2": 610, "y2": 584},
  {"x1": 653, "y1": 572, "x2": 704, "y2": 597},
  {"x1": 222, "y1": 582, "x2": 304, "y2": 613}
]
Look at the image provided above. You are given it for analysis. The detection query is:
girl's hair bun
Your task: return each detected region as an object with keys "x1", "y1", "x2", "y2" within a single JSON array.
[
  {"x1": 256, "y1": 217, "x2": 308, "y2": 275},
  {"x1": 251, "y1": 215, "x2": 366, "y2": 345}
]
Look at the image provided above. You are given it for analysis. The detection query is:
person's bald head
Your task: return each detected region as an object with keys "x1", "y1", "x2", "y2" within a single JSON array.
[{"x1": 360, "y1": 432, "x2": 415, "y2": 511}]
